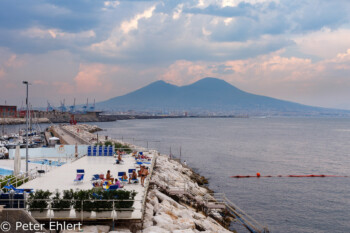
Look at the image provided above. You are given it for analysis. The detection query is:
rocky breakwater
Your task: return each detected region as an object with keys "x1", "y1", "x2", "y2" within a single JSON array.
[
  {"x1": 143, "y1": 155, "x2": 233, "y2": 233},
  {"x1": 0, "y1": 117, "x2": 49, "y2": 125},
  {"x1": 61, "y1": 124, "x2": 102, "y2": 142}
]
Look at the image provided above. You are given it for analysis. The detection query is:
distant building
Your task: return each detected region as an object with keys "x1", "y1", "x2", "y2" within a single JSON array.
[{"x1": 0, "y1": 105, "x2": 17, "y2": 118}]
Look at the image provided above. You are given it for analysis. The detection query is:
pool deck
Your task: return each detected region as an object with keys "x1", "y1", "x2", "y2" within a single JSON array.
[{"x1": 19, "y1": 151, "x2": 156, "y2": 220}]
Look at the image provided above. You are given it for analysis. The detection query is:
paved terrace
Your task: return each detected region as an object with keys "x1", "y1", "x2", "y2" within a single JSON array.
[{"x1": 19, "y1": 151, "x2": 156, "y2": 220}]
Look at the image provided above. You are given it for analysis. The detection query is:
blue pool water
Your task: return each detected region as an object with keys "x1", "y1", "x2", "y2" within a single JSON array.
[
  {"x1": 28, "y1": 159, "x2": 65, "y2": 166},
  {"x1": 0, "y1": 168, "x2": 13, "y2": 176}
]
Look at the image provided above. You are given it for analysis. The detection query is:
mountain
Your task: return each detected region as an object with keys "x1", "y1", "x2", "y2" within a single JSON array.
[{"x1": 96, "y1": 78, "x2": 347, "y2": 115}]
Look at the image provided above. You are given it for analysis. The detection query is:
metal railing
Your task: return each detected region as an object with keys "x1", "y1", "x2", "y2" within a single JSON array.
[
  {"x1": 161, "y1": 176, "x2": 269, "y2": 233},
  {"x1": 0, "y1": 169, "x2": 38, "y2": 192},
  {"x1": 0, "y1": 157, "x2": 73, "y2": 193},
  {"x1": 140, "y1": 152, "x2": 158, "y2": 221},
  {"x1": 0, "y1": 198, "x2": 142, "y2": 220}
]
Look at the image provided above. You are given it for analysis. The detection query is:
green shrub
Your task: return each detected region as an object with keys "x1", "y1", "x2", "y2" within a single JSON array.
[
  {"x1": 0, "y1": 176, "x2": 13, "y2": 188},
  {"x1": 28, "y1": 190, "x2": 52, "y2": 212},
  {"x1": 51, "y1": 189, "x2": 73, "y2": 211},
  {"x1": 90, "y1": 189, "x2": 137, "y2": 211},
  {"x1": 114, "y1": 142, "x2": 132, "y2": 154},
  {"x1": 104, "y1": 141, "x2": 113, "y2": 146},
  {"x1": 26, "y1": 189, "x2": 137, "y2": 213},
  {"x1": 0, "y1": 175, "x2": 30, "y2": 188},
  {"x1": 72, "y1": 189, "x2": 93, "y2": 212},
  {"x1": 113, "y1": 190, "x2": 137, "y2": 209}
]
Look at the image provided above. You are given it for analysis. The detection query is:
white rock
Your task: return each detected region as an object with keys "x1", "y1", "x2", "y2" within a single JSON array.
[
  {"x1": 149, "y1": 195, "x2": 159, "y2": 207},
  {"x1": 97, "y1": 225, "x2": 110, "y2": 232},
  {"x1": 60, "y1": 230, "x2": 78, "y2": 233},
  {"x1": 143, "y1": 220, "x2": 153, "y2": 228},
  {"x1": 108, "y1": 231, "x2": 131, "y2": 233},
  {"x1": 153, "y1": 213, "x2": 180, "y2": 231},
  {"x1": 194, "y1": 217, "x2": 231, "y2": 233},
  {"x1": 143, "y1": 226, "x2": 171, "y2": 233},
  {"x1": 172, "y1": 230, "x2": 196, "y2": 233},
  {"x1": 154, "y1": 190, "x2": 184, "y2": 209},
  {"x1": 174, "y1": 218, "x2": 196, "y2": 230},
  {"x1": 81, "y1": 226, "x2": 98, "y2": 233},
  {"x1": 153, "y1": 213, "x2": 173, "y2": 225},
  {"x1": 192, "y1": 212, "x2": 206, "y2": 220}
]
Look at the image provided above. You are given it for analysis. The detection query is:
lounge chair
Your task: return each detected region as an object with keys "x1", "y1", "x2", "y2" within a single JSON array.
[
  {"x1": 91, "y1": 174, "x2": 100, "y2": 182},
  {"x1": 128, "y1": 169, "x2": 139, "y2": 184},
  {"x1": 115, "y1": 159, "x2": 124, "y2": 165},
  {"x1": 108, "y1": 185, "x2": 119, "y2": 190},
  {"x1": 118, "y1": 172, "x2": 128, "y2": 184},
  {"x1": 88, "y1": 146, "x2": 92, "y2": 156},
  {"x1": 3, "y1": 180, "x2": 33, "y2": 193},
  {"x1": 98, "y1": 146, "x2": 102, "y2": 156},
  {"x1": 92, "y1": 193, "x2": 103, "y2": 199},
  {"x1": 74, "y1": 169, "x2": 85, "y2": 183}
]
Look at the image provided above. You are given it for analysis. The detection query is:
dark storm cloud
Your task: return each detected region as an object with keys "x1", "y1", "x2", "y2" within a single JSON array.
[
  {"x1": 0, "y1": 0, "x2": 104, "y2": 32},
  {"x1": 186, "y1": 0, "x2": 350, "y2": 42}
]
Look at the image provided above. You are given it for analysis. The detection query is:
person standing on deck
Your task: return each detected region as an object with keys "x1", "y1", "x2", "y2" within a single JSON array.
[{"x1": 140, "y1": 166, "x2": 149, "y2": 187}]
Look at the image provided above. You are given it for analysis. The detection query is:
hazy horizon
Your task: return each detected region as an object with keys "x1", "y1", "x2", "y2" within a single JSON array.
[{"x1": 1, "y1": 1, "x2": 350, "y2": 109}]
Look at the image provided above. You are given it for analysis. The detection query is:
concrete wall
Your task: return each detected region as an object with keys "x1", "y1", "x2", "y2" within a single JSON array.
[
  {"x1": 8, "y1": 145, "x2": 89, "y2": 159},
  {"x1": 0, "y1": 209, "x2": 49, "y2": 233}
]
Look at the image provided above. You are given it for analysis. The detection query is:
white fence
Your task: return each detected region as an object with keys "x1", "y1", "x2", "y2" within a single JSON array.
[{"x1": 8, "y1": 145, "x2": 89, "y2": 159}]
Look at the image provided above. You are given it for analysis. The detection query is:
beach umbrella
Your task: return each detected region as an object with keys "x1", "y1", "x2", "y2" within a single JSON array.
[
  {"x1": 14, "y1": 145, "x2": 21, "y2": 176},
  {"x1": 75, "y1": 143, "x2": 78, "y2": 158}
]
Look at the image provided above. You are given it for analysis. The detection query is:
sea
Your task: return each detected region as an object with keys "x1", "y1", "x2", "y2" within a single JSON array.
[
  {"x1": 3, "y1": 118, "x2": 350, "y2": 232},
  {"x1": 93, "y1": 118, "x2": 350, "y2": 233}
]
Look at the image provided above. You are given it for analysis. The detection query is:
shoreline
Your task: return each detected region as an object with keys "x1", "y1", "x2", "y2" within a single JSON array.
[
  {"x1": 0, "y1": 115, "x2": 249, "y2": 126},
  {"x1": 3, "y1": 124, "x2": 260, "y2": 232},
  {"x1": 85, "y1": 126, "x2": 238, "y2": 232},
  {"x1": 52, "y1": 124, "x2": 238, "y2": 232}
]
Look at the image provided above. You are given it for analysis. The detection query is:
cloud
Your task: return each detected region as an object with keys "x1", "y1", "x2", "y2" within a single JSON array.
[
  {"x1": 1, "y1": 0, "x2": 349, "y2": 64},
  {"x1": 21, "y1": 27, "x2": 96, "y2": 40},
  {"x1": 0, "y1": 52, "x2": 24, "y2": 79},
  {"x1": 1, "y1": 0, "x2": 350, "y2": 110},
  {"x1": 0, "y1": 0, "x2": 104, "y2": 31},
  {"x1": 156, "y1": 47, "x2": 350, "y2": 109},
  {"x1": 0, "y1": 68, "x2": 5, "y2": 79},
  {"x1": 121, "y1": 5, "x2": 156, "y2": 34},
  {"x1": 33, "y1": 80, "x2": 49, "y2": 85},
  {"x1": 187, "y1": 0, "x2": 350, "y2": 42},
  {"x1": 53, "y1": 81, "x2": 75, "y2": 95},
  {"x1": 292, "y1": 28, "x2": 350, "y2": 60},
  {"x1": 74, "y1": 64, "x2": 107, "y2": 93},
  {"x1": 160, "y1": 60, "x2": 211, "y2": 85}
]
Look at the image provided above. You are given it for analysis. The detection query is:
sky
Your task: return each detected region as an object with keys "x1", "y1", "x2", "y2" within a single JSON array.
[{"x1": 1, "y1": 0, "x2": 350, "y2": 109}]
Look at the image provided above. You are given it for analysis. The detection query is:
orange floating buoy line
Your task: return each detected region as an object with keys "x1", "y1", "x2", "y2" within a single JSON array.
[{"x1": 230, "y1": 173, "x2": 348, "y2": 178}]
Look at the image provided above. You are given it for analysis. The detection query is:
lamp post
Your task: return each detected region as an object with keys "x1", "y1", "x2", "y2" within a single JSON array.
[{"x1": 23, "y1": 81, "x2": 29, "y2": 175}]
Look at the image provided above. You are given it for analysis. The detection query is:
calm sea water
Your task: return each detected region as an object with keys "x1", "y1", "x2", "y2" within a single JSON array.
[
  {"x1": 93, "y1": 118, "x2": 350, "y2": 233},
  {"x1": 3, "y1": 119, "x2": 350, "y2": 232}
]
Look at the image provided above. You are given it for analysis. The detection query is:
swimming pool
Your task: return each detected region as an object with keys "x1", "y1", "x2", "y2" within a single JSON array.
[
  {"x1": 0, "y1": 168, "x2": 13, "y2": 176},
  {"x1": 28, "y1": 159, "x2": 65, "y2": 166}
]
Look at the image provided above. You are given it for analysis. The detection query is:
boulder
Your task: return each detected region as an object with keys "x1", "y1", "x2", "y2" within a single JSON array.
[
  {"x1": 172, "y1": 229, "x2": 196, "y2": 233},
  {"x1": 80, "y1": 226, "x2": 98, "y2": 233},
  {"x1": 153, "y1": 214, "x2": 179, "y2": 231},
  {"x1": 96, "y1": 225, "x2": 110, "y2": 233},
  {"x1": 154, "y1": 190, "x2": 183, "y2": 209},
  {"x1": 175, "y1": 218, "x2": 196, "y2": 230},
  {"x1": 143, "y1": 226, "x2": 170, "y2": 233},
  {"x1": 143, "y1": 220, "x2": 153, "y2": 228}
]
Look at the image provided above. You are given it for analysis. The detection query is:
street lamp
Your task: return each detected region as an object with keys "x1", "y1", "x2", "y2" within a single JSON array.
[{"x1": 22, "y1": 81, "x2": 29, "y2": 175}]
